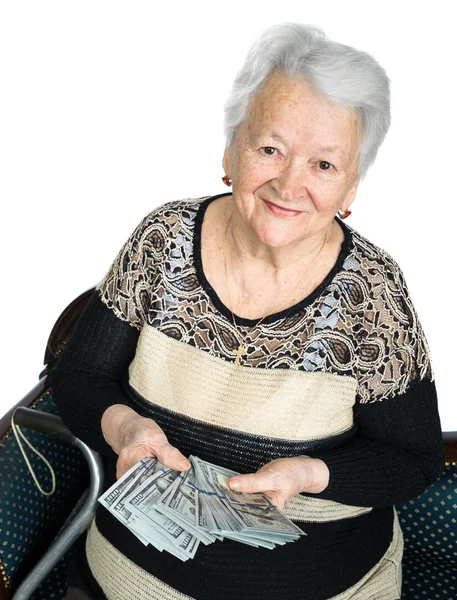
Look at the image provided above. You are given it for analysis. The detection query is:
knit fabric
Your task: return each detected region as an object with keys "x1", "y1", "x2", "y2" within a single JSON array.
[
  {"x1": 86, "y1": 515, "x2": 403, "y2": 600},
  {"x1": 52, "y1": 193, "x2": 445, "y2": 600},
  {"x1": 129, "y1": 326, "x2": 358, "y2": 441}
]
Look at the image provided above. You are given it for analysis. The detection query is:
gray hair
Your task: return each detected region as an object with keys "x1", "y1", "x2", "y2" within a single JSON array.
[{"x1": 223, "y1": 23, "x2": 391, "y2": 180}]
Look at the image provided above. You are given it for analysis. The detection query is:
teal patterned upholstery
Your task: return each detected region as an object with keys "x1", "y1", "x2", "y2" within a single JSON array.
[
  {"x1": 0, "y1": 390, "x2": 89, "y2": 599},
  {"x1": 31, "y1": 556, "x2": 68, "y2": 600},
  {"x1": 396, "y1": 464, "x2": 457, "y2": 599}
]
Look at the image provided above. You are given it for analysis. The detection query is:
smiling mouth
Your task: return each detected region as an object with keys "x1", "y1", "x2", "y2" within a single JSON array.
[{"x1": 262, "y1": 199, "x2": 304, "y2": 218}]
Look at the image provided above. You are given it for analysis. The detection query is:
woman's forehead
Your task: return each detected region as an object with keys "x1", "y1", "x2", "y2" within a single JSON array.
[{"x1": 244, "y1": 70, "x2": 361, "y2": 152}]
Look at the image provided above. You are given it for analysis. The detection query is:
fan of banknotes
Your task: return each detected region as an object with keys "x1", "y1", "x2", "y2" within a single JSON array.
[{"x1": 99, "y1": 456, "x2": 305, "y2": 561}]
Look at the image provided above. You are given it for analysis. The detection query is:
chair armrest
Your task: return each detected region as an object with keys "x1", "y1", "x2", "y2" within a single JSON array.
[
  {"x1": 12, "y1": 407, "x2": 76, "y2": 446},
  {"x1": 10, "y1": 408, "x2": 104, "y2": 600},
  {"x1": 444, "y1": 431, "x2": 457, "y2": 465}
]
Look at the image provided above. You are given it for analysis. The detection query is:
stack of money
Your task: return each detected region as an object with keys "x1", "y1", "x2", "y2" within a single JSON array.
[{"x1": 99, "y1": 456, "x2": 305, "y2": 561}]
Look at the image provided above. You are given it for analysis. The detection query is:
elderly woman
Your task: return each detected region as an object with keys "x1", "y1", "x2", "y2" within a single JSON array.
[{"x1": 53, "y1": 23, "x2": 444, "y2": 600}]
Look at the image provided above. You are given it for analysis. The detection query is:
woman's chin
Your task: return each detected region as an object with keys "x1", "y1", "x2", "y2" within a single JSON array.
[
  {"x1": 250, "y1": 215, "x2": 309, "y2": 249},
  {"x1": 255, "y1": 226, "x2": 309, "y2": 250}
]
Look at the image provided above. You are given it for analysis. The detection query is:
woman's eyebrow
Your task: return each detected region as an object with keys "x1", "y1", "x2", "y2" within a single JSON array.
[
  {"x1": 317, "y1": 145, "x2": 340, "y2": 155},
  {"x1": 258, "y1": 132, "x2": 286, "y2": 144}
]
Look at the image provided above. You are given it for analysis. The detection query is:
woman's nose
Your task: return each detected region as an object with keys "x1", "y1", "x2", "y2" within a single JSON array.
[{"x1": 274, "y1": 160, "x2": 308, "y2": 202}]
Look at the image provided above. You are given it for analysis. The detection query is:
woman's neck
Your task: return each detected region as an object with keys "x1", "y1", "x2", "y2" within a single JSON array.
[
  {"x1": 226, "y1": 201, "x2": 340, "y2": 284},
  {"x1": 201, "y1": 194, "x2": 345, "y2": 320}
]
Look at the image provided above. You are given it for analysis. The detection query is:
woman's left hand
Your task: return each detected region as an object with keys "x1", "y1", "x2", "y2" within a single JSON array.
[{"x1": 228, "y1": 456, "x2": 330, "y2": 511}]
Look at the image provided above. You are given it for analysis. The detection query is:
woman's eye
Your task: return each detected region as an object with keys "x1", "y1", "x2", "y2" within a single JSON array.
[
  {"x1": 318, "y1": 160, "x2": 333, "y2": 171},
  {"x1": 262, "y1": 146, "x2": 277, "y2": 156}
]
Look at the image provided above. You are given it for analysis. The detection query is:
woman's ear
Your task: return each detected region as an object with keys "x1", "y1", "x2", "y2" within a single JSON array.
[
  {"x1": 342, "y1": 178, "x2": 359, "y2": 213},
  {"x1": 222, "y1": 147, "x2": 232, "y2": 179}
]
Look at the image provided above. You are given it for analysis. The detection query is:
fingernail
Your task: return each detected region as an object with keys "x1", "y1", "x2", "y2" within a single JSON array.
[{"x1": 229, "y1": 478, "x2": 240, "y2": 490}]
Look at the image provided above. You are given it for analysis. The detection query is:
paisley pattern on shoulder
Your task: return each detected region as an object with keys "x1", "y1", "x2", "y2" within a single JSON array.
[{"x1": 97, "y1": 196, "x2": 433, "y2": 403}]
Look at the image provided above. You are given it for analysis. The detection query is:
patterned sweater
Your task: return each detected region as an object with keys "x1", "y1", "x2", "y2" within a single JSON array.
[{"x1": 53, "y1": 193, "x2": 445, "y2": 600}]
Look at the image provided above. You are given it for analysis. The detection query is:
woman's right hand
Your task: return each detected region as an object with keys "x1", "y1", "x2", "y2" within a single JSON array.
[{"x1": 101, "y1": 404, "x2": 191, "y2": 479}]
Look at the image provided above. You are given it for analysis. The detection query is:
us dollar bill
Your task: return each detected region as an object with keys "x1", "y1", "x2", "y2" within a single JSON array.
[
  {"x1": 99, "y1": 457, "x2": 157, "y2": 510},
  {"x1": 155, "y1": 467, "x2": 217, "y2": 545},
  {"x1": 98, "y1": 458, "x2": 158, "y2": 545},
  {"x1": 99, "y1": 455, "x2": 305, "y2": 560}
]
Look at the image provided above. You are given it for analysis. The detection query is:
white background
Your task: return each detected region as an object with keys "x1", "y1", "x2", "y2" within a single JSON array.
[{"x1": 1, "y1": 1, "x2": 455, "y2": 429}]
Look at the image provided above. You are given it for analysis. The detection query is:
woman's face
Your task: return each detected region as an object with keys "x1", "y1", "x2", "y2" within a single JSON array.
[{"x1": 223, "y1": 70, "x2": 361, "y2": 249}]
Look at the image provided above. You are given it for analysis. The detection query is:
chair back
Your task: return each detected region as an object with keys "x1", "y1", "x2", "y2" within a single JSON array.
[
  {"x1": 396, "y1": 436, "x2": 457, "y2": 598},
  {"x1": 0, "y1": 289, "x2": 95, "y2": 600}
]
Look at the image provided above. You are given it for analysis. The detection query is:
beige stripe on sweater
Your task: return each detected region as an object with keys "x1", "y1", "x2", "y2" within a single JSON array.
[
  {"x1": 129, "y1": 326, "x2": 358, "y2": 441},
  {"x1": 284, "y1": 494, "x2": 371, "y2": 522}
]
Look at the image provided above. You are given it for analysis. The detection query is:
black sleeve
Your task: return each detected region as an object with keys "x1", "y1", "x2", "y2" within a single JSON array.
[
  {"x1": 305, "y1": 377, "x2": 445, "y2": 507},
  {"x1": 52, "y1": 210, "x2": 157, "y2": 455},
  {"x1": 52, "y1": 292, "x2": 140, "y2": 455}
]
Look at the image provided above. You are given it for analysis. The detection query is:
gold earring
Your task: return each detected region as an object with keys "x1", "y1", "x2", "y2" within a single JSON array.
[
  {"x1": 338, "y1": 209, "x2": 352, "y2": 219},
  {"x1": 222, "y1": 175, "x2": 232, "y2": 187}
]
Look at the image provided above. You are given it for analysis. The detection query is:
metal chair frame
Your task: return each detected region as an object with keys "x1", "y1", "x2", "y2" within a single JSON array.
[{"x1": 10, "y1": 408, "x2": 103, "y2": 600}]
